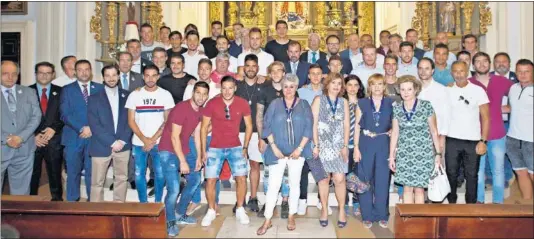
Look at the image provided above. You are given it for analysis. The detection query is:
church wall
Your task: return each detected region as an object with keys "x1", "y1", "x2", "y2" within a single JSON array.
[{"x1": 162, "y1": 2, "x2": 209, "y2": 37}]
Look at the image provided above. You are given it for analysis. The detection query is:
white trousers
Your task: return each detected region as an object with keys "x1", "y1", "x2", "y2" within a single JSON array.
[{"x1": 264, "y1": 157, "x2": 305, "y2": 219}]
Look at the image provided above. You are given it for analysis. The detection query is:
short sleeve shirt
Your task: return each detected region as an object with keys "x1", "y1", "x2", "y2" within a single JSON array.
[
  {"x1": 508, "y1": 83, "x2": 534, "y2": 142},
  {"x1": 469, "y1": 75, "x2": 513, "y2": 140},
  {"x1": 446, "y1": 82, "x2": 489, "y2": 141},
  {"x1": 202, "y1": 96, "x2": 251, "y2": 148},
  {"x1": 159, "y1": 100, "x2": 203, "y2": 154},
  {"x1": 125, "y1": 87, "x2": 175, "y2": 146},
  {"x1": 235, "y1": 80, "x2": 264, "y2": 132},
  {"x1": 157, "y1": 73, "x2": 197, "y2": 104}
]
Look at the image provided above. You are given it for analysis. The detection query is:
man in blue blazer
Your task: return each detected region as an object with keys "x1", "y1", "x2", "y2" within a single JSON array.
[
  {"x1": 60, "y1": 59, "x2": 103, "y2": 201},
  {"x1": 88, "y1": 65, "x2": 132, "y2": 202},
  {"x1": 339, "y1": 33, "x2": 361, "y2": 62},
  {"x1": 284, "y1": 41, "x2": 311, "y2": 87}
]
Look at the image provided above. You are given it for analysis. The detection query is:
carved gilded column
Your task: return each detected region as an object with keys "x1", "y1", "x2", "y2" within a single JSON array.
[
  {"x1": 461, "y1": 2, "x2": 475, "y2": 34},
  {"x1": 209, "y1": 2, "x2": 222, "y2": 25},
  {"x1": 226, "y1": 2, "x2": 238, "y2": 40},
  {"x1": 357, "y1": 2, "x2": 375, "y2": 37},
  {"x1": 431, "y1": 2, "x2": 436, "y2": 36},
  {"x1": 106, "y1": 2, "x2": 117, "y2": 43},
  {"x1": 479, "y1": 2, "x2": 492, "y2": 34},
  {"x1": 118, "y1": 2, "x2": 126, "y2": 42},
  {"x1": 90, "y1": 2, "x2": 102, "y2": 41},
  {"x1": 313, "y1": 2, "x2": 327, "y2": 51},
  {"x1": 455, "y1": 2, "x2": 462, "y2": 36}
]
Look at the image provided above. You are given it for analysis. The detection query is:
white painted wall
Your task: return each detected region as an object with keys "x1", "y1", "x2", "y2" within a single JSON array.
[
  {"x1": 162, "y1": 2, "x2": 209, "y2": 38},
  {"x1": 374, "y1": 2, "x2": 416, "y2": 43}
]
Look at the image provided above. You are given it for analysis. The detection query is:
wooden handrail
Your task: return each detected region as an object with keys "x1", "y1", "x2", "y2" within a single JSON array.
[
  {"x1": 1, "y1": 201, "x2": 165, "y2": 217},
  {"x1": 396, "y1": 204, "x2": 533, "y2": 218}
]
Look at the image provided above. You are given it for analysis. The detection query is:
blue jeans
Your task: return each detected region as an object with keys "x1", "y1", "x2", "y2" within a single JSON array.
[
  {"x1": 133, "y1": 145, "x2": 164, "y2": 203},
  {"x1": 477, "y1": 136, "x2": 506, "y2": 203},
  {"x1": 485, "y1": 123, "x2": 514, "y2": 184},
  {"x1": 175, "y1": 152, "x2": 202, "y2": 216},
  {"x1": 64, "y1": 140, "x2": 91, "y2": 201},
  {"x1": 192, "y1": 180, "x2": 220, "y2": 204},
  {"x1": 158, "y1": 150, "x2": 180, "y2": 223},
  {"x1": 187, "y1": 136, "x2": 221, "y2": 205}
]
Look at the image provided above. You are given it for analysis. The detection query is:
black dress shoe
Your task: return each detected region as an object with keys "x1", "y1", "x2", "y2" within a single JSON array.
[
  {"x1": 51, "y1": 197, "x2": 63, "y2": 201},
  {"x1": 147, "y1": 179, "x2": 155, "y2": 188},
  {"x1": 109, "y1": 183, "x2": 114, "y2": 190},
  {"x1": 130, "y1": 181, "x2": 137, "y2": 190}
]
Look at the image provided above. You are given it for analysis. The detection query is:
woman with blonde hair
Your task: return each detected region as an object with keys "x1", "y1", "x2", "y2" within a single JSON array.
[
  {"x1": 311, "y1": 73, "x2": 350, "y2": 228},
  {"x1": 389, "y1": 75, "x2": 441, "y2": 204},
  {"x1": 353, "y1": 73, "x2": 394, "y2": 229}
]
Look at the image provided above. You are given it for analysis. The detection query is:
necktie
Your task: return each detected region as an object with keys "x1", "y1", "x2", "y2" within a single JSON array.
[
  {"x1": 122, "y1": 74, "x2": 129, "y2": 90},
  {"x1": 41, "y1": 88, "x2": 48, "y2": 114},
  {"x1": 312, "y1": 52, "x2": 317, "y2": 64},
  {"x1": 349, "y1": 103, "x2": 356, "y2": 146},
  {"x1": 291, "y1": 62, "x2": 297, "y2": 74},
  {"x1": 6, "y1": 89, "x2": 16, "y2": 112},
  {"x1": 82, "y1": 84, "x2": 88, "y2": 104}
]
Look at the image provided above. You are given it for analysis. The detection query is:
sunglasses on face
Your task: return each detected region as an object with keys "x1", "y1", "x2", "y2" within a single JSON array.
[
  {"x1": 459, "y1": 95, "x2": 470, "y2": 105},
  {"x1": 224, "y1": 105, "x2": 231, "y2": 120}
]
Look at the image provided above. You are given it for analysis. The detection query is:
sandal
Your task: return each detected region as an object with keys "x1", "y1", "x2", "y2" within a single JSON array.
[
  {"x1": 337, "y1": 220, "x2": 347, "y2": 228},
  {"x1": 287, "y1": 218, "x2": 296, "y2": 231},
  {"x1": 319, "y1": 218, "x2": 328, "y2": 227},
  {"x1": 256, "y1": 224, "x2": 273, "y2": 236}
]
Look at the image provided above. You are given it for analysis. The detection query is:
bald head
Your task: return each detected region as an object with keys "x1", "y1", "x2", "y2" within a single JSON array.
[
  {"x1": 435, "y1": 32, "x2": 449, "y2": 45},
  {"x1": 347, "y1": 33, "x2": 360, "y2": 51},
  {"x1": 1, "y1": 60, "x2": 19, "y2": 88}
]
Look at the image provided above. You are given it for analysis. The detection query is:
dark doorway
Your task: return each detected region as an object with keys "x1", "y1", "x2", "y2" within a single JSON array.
[{"x1": 1, "y1": 32, "x2": 21, "y2": 84}]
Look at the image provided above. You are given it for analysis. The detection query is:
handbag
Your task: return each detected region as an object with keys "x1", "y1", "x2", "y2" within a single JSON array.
[
  {"x1": 306, "y1": 157, "x2": 328, "y2": 182},
  {"x1": 346, "y1": 162, "x2": 370, "y2": 194},
  {"x1": 428, "y1": 164, "x2": 451, "y2": 202}
]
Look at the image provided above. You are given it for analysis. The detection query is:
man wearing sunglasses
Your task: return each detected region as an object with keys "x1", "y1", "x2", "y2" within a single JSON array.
[
  {"x1": 444, "y1": 60, "x2": 490, "y2": 204},
  {"x1": 200, "y1": 76, "x2": 253, "y2": 227}
]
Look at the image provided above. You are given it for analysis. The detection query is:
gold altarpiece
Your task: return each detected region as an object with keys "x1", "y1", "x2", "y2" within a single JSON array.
[
  {"x1": 412, "y1": 2, "x2": 492, "y2": 52},
  {"x1": 209, "y1": 2, "x2": 375, "y2": 51}
]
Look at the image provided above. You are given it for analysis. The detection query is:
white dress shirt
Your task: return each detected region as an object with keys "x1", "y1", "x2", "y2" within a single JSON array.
[
  {"x1": 132, "y1": 58, "x2": 142, "y2": 74},
  {"x1": 307, "y1": 50, "x2": 321, "y2": 64},
  {"x1": 77, "y1": 80, "x2": 92, "y2": 96},
  {"x1": 183, "y1": 50, "x2": 208, "y2": 79},
  {"x1": 418, "y1": 79, "x2": 451, "y2": 136},
  {"x1": 105, "y1": 86, "x2": 120, "y2": 133},
  {"x1": 52, "y1": 75, "x2": 76, "y2": 87},
  {"x1": 1, "y1": 85, "x2": 17, "y2": 103},
  {"x1": 351, "y1": 65, "x2": 385, "y2": 88}
]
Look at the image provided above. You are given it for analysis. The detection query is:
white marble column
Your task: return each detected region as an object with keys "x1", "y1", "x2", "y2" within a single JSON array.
[{"x1": 75, "y1": 2, "x2": 102, "y2": 83}]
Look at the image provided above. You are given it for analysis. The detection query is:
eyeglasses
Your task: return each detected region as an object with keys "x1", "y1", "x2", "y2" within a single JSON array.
[
  {"x1": 37, "y1": 72, "x2": 53, "y2": 77},
  {"x1": 224, "y1": 105, "x2": 231, "y2": 120},
  {"x1": 458, "y1": 95, "x2": 470, "y2": 105}
]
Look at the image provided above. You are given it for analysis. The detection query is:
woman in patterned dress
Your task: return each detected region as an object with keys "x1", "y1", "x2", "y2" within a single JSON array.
[
  {"x1": 311, "y1": 73, "x2": 350, "y2": 228},
  {"x1": 389, "y1": 75, "x2": 442, "y2": 204},
  {"x1": 353, "y1": 73, "x2": 394, "y2": 229}
]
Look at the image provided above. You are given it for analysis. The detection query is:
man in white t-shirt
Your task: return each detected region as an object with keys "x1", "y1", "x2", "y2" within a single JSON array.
[
  {"x1": 506, "y1": 59, "x2": 534, "y2": 200},
  {"x1": 140, "y1": 23, "x2": 165, "y2": 61},
  {"x1": 125, "y1": 65, "x2": 175, "y2": 204},
  {"x1": 237, "y1": 27, "x2": 274, "y2": 77},
  {"x1": 210, "y1": 36, "x2": 238, "y2": 73},
  {"x1": 444, "y1": 61, "x2": 490, "y2": 204},
  {"x1": 183, "y1": 59, "x2": 220, "y2": 101},
  {"x1": 351, "y1": 44, "x2": 385, "y2": 88},
  {"x1": 182, "y1": 30, "x2": 208, "y2": 80}
]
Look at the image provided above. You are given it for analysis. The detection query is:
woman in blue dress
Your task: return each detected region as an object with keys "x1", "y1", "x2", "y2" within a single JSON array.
[{"x1": 354, "y1": 73, "x2": 394, "y2": 229}]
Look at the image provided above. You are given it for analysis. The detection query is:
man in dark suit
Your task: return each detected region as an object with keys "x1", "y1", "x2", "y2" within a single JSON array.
[
  {"x1": 284, "y1": 41, "x2": 311, "y2": 87},
  {"x1": 60, "y1": 59, "x2": 104, "y2": 201},
  {"x1": 201, "y1": 21, "x2": 223, "y2": 59},
  {"x1": 88, "y1": 65, "x2": 132, "y2": 202},
  {"x1": 492, "y1": 52, "x2": 518, "y2": 83},
  {"x1": 316, "y1": 35, "x2": 352, "y2": 75},
  {"x1": 377, "y1": 30, "x2": 391, "y2": 56},
  {"x1": 406, "y1": 29, "x2": 425, "y2": 61},
  {"x1": 118, "y1": 52, "x2": 145, "y2": 92},
  {"x1": 29, "y1": 62, "x2": 64, "y2": 201},
  {"x1": 229, "y1": 23, "x2": 244, "y2": 58},
  {"x1": 299, "y1": 33, "x2": 327, "y2": 64},
  {"x1": 1, "y1": 60, "x2": 42, "y2": 195},
  {"x1": 340, "y1": 33, "x2": 361, "y2": 62}
]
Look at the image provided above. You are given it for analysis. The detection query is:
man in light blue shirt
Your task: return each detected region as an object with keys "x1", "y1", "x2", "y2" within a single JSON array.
[
  {"x1": 397, "y1": 41, "x2": 419, "y2": 78},
  {"x1": 431, "y1": 43, "x2": 455, "y2": 86},
  {"x1": 297, "y1": 64, "x2": 323, "y2": 104},
  {"x1": 351, "y1": 45, "x2": 385, "y2": 88}
]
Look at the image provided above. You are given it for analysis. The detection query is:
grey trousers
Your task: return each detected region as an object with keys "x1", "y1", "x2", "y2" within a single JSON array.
[{"x1": 1, "y1": 149, "x2": 35, "y2": 195}]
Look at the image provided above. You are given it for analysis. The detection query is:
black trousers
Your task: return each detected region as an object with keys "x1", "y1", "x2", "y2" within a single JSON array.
[
  {"x1": 346, "y1": 148, "x2": 358, "y2": 205},
  {"x1": 30, "y1": 138, "x2": 63, "y2": 200},
  {"x1": 300, "y1": 160, "x2": 310, "y2": 199},
  {"x1": 445, "y1": 137, "x2": 480, "y2": 204}
]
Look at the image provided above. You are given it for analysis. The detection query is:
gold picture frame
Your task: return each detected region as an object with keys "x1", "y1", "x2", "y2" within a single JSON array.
[{"x1": 1, "y1": 2, "x2": 28, "y2": 15}]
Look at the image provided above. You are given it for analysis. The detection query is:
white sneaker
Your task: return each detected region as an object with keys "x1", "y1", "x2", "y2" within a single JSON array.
[
  {"x1": 316, "y1": 200, "x2": 333, "y2": 215},
  {"x1": 201, "y1": 208, "x2": 217, "y2": 227},
  {"x1": 235, "y1": 207, "x2": 250, "y2": 225},
  {"x1": 297, "y1": 199, "x2": 307, "y2": 215}
]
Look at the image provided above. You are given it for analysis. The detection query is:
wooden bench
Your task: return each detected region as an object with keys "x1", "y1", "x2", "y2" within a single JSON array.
[
  {"x1": 394, "y1": 204, "x2": 534, "y2": 238},
  {"x1": 1, "y1": 200, "x2": 166, "y2": 238}
]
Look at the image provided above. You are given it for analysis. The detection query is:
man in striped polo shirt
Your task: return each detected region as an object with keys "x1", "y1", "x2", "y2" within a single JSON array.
[{"x1": 125, "y1": 65, "x2": 175, "y2": 204}]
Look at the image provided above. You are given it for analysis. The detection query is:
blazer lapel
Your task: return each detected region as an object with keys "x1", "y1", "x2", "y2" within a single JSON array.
[
  {"x1": 0, "y1": 92, "x2": 13, "y2": 120},
  {"x1": 47, "y1": 85, "x2": 60, "y2": 116},
  {"x1": 118, "y1": 90, "x2": 127, "y2": 134},
  {"x1": 101, "y1": 90, "x2": 116, "y2": 134}
]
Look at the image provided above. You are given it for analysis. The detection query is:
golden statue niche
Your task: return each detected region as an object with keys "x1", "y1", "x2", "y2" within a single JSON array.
[{"x1": 209, "y1": 2, "x2": 375, "y2": 51}]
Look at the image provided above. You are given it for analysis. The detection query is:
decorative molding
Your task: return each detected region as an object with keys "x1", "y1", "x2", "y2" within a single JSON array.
[
  {"x1": 209, "y1": 2, "x2": 222, "y2": 26},
  {"x1": 479, "y1": 2, "x2": 492, "y2": 34},
  {"x1": 0, "y1": 21, "x2": 35, "y2": 86},
  {"x1": 357, "y1": 2, "x2": 375, "y2": 37},
  {"x1": 89, "y1": 2, "x2": 102, "y2": 41}
]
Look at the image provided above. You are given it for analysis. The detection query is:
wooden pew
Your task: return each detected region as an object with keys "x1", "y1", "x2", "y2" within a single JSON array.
[
  {"x1": 394, "y1": 204, "x2": 533, "y2": 238},
  {"x1": 1, "y1": 200, "x2": 167, "y2": 238}
]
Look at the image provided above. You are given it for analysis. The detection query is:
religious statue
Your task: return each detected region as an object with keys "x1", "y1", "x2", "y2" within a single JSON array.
[
  {"x1": 254, "y1": 2, "x2": 266, "y2": 25},
  {"x1": 439, "y1": 2, "x2": 455, "y2": 33},
  {"x1": 227, "y1": 2, "x2": 238, "y2": 25},
  {"x1": 281, "y1": 2, "x2": 304, "y2": 22},
  {"x1": 241, "y1": 1, "x2": 253, "y2": 12}
]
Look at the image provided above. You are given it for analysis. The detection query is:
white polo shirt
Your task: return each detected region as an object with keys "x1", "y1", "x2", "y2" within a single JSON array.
[
  {"x1": 182, "y1": 50, "x2": 208, "y2": 80},
  {"x1": 350, "y1": 65, "x2": 385, "y2": 88},
  {"x1": 446, "y1": 81, "x2": 489, "y2": 141},
  {"x1": 237, "y1": 49, "x2": 274, "y2": 76},
  {"x1": 351, "y1": 54, "x2": 385, "y2": 69},
  {"x1": 418, "y1": 79, "x2": 451, "y2": 135},
  {"x1": 211, "y1": 56, "x2": 239, "y2": 73},
  {"x1": 182, "y1": 80, "x2": 220, "y2": 102},
  {"x1": 507, "y1": 83, "x2": 533, "y2": 142}
]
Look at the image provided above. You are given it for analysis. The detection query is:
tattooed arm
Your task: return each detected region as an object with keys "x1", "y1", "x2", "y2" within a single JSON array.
[{"x1": 256, "y1": 103, "x2": 266, "y2": 153}]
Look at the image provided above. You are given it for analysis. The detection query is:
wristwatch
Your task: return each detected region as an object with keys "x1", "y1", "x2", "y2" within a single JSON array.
[{"x1": 479, "y1": 139, "x2": 488, "y2": 144}]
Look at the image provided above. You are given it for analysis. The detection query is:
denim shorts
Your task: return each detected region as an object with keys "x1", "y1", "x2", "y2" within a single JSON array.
[
  {"x1": 506, "y1": 136, "x2": 534, "y2": 174},
  {"x1": 205, "y1": 146, "x2": 248, "y2": 178}
]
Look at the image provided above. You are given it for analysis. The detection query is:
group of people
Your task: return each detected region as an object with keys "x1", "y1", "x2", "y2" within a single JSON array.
[{"x1": 1, "y1": 19, "x2": 532, "y2": 237}]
